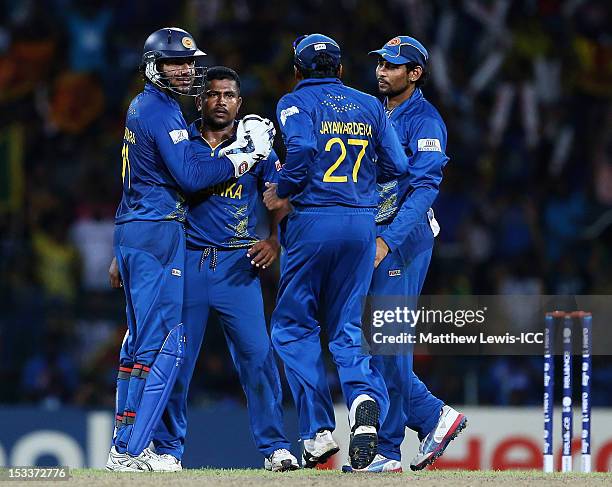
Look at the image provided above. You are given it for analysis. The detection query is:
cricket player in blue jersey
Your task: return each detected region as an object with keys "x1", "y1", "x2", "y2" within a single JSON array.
[
  {"x1": 263, "y1": 34, "x2": 409, "y2": 471},
  {"x1": 342, "y1": 36, "x2": 467, "y2": 473},
  {"x1": 147, "y1": 66, "x2": 298, "y2": 471},
  {"x1": 106, "y1": 28, "x2": 276, "y2": 472}
]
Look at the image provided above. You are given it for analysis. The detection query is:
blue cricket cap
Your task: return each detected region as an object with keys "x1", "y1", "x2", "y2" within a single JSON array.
[
  {"x1": 293, "y1": 33, "x2": 341, "y2": 71},
  {"x1": 369, "y1": 36, "x2": 428, "y2": 66}
]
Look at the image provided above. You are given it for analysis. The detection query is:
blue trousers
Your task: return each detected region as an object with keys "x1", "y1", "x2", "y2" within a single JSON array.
[
  {"x1": 369, "y1": 245, "x2": 443, "y2": 461},
  {"x1": 113, "y1": 220, "x2": 185, "y2": 453},
  {"x1": 271, "y1": 207, "x2": 389, "y2": 440},
  {"x1": 151, "y1": 247, "x2": 290, "y2": 459}
]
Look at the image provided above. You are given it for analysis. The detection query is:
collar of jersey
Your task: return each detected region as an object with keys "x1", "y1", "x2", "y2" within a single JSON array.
[
  {"x1": 188, "y1": 119, "x2": 238, "y2": 149},
  {"x1": 384, "y1": 87, "x2": 423, "y2": 117},
  {"x1": 294, "y1": 77, "x2": 343, "y2": 91},
  {"x1": 145, "y1": 82, "x2": 180, "y2": 108}
]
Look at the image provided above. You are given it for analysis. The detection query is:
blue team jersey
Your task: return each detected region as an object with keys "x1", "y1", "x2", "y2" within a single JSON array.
[
  {"x1": 375, "y1": 88, "x2": 449, "y2": 256},
  {"x1": 115, "y1": 83, "x2": 234, "y2": 225},
  {"x1": 184, "y1": 120, "x2": 281, "y2": 249},
  {"x1": 275, "y1": 78, "x2": 408, "y2": 208}
]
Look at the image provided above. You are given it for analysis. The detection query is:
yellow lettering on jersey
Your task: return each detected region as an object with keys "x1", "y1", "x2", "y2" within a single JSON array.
[
  {"x1": 320, "y1": 121, "x2": 372, "y2": 137},
  {"x1": 121, "y1": 143, "x2": 131, "y2": 189},
  {"x1": 203, "y1": 181, "x2": 243, "y2": 199},
  {"x1": 223, "y1": 183, "x2": 235, "y2": 198},
  {"x1": 124, "y1": 127, "x2": 136, "y2": 144},
  {"x1": 322, "y1": 138, "x2": 369, "y2": 183}
]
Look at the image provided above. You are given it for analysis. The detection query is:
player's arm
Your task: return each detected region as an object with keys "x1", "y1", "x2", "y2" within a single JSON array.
[
  {"x1": 379, "y1": 117, "x2": 449, "y2": 253},
  {"x1": 374, "y1": 104, "x2": 410, "y2": 180},
  {"x1": 248, "y1": 206, "x2": 290, "y2": 269},
  {"x1": 152, "y1": 112, "x2": 273, "y2": 195},
  {"x1": 151, "y1": 112, "x2": 234, "y2": 194},
  {"x1": 249, "y1": 150, "x2": 290, "y2": 268},
  {"x1": 275, "y1": 96, "x2": 316, "y2": 199}
]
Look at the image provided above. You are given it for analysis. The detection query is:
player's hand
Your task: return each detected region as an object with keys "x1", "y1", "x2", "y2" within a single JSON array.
[
  {"x1": 374, "y1": 237, "x2": 390, "y2": 268},
  {"x1": 263, "y1": 182, "x2": 287, "y2": 210},
  {"x1": 109, "y1": 257, "x2": 122, "y2": 288},
  {"x1": 242, "y1": 114, "x2": 275, "y2": 160},
  {"x1": 218, "y1": 125, "x2": 257, "y2": 177},
  {"x1": 219, "y1": 115, "x2": 275, "y2": 177},
  {"x1": 247, "y1": 237, "x2": 280, "y2": 269}
]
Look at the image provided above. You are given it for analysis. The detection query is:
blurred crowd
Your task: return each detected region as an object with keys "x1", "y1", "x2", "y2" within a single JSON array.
[{"x1": 0, "y1": 0, "x2": 611, "y2": 410}]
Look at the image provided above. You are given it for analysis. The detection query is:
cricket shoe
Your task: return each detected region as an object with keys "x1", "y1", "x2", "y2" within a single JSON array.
[
  {"x1": 105, "y1": 446, "x2": 167, "y2": 472},
  {"x1": 410, "y1": 405, "x2": 467, "y2": 471},
  {"x1": 348, "y1": 394, "x2": 379, "y2": 470},
  {"x1": 150, "y1": 451, "x2": 182, "y2": 472},
  {"x1": 264, "y1": 449, "x2": 300, "y2": 471},
  {"x1": 302, "y1": 430, "x2": 340, "y2": 468},
  {"x1": 342, "y1": 454, "x2": 402, "y2": 473}
]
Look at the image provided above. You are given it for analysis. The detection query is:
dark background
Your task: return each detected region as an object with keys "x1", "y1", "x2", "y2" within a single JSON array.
[{"x1": 0, "y1": 0, "x2": 611, "y2": 411}]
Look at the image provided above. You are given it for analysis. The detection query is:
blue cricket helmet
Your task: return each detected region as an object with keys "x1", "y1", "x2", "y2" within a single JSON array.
[{"x1": 141, "y1": 27, "x2": 207, "y2": 96}]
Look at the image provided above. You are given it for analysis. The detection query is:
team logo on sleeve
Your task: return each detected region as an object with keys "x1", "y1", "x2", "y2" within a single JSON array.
[
  {"x1": 280, "y1": 106, "x2": 299, "y2": 125},
  {"x1": 417, "y1": 138, "x2": 442, "y2": 152},
  {"x1": 169, "y1": 129, "x2": 189, "y2": 144},
  {"x1": 238, "y1": 161, "x2": 249, "y2": 175}
]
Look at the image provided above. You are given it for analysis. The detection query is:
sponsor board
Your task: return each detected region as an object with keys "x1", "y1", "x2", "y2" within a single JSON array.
[
  {"x1": 0, "y1": 406, "x2": 610, "y2": 470},
  {"x1": 327, "y1": 406, "x2": 612, "y2": 471}
]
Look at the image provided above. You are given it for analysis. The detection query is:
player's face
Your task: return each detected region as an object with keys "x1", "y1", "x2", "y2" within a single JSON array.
[
  {"x1": 202, "y1": 78, "x2": 242, "y2": 129},
  {"x1": 159, "y1": 60, "x2": 196, "y2": 94},
  {"x1": 376, "y1": 58, "x2": 410, "y2": 97}
]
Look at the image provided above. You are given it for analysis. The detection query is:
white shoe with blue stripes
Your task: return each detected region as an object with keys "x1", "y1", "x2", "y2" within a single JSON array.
[
  {"x1": 409, "y1": 405, "x2": 467, "y2": 471},
  {"x1": 105, "y1": 446, "x2": 165, "y2": 472},
  {"x1": 342, "y1": 454, "x2": 403, "y2": 473}
]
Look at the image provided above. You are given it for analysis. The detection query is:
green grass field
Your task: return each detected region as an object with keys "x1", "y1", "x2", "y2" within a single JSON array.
[{"x1": 53, "y1": 468, "x2": 611, "y2": 487}]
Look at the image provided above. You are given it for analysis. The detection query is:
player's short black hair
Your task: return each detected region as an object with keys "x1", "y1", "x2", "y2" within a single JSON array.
[
  {"x1": 205, "y1": 66, "x2": 241, "y2": 93},
  {"x1": 405, "y1": 61, "x2": 429, "y2": 88},
  {"x1": 296, "y1": 53, "x2": 341, "y2": 79}
]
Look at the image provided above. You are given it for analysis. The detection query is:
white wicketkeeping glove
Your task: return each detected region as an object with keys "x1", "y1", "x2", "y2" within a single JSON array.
[
  {"x1": 219, "y1": 115, "x2": 276, "y2": 177},
  {"x1": 241, "y1": 114, "x2": 276, "y2": 160}
]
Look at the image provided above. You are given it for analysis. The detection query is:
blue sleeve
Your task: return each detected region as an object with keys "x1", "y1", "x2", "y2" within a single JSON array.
[
  {"x1": 149, "y1": 109, "x2": 234, "y2": 195},
  {"x1": 259, "y1": 149, "x2": 281, "y2": 183},
  {"x1": 381, "y1": 117, "x2": 449, "y2": 251},
  {"x1": 275, "y1": 95, "x2": 316, "y2": 199},
  {"x1": 374, "y1": 103, "x2": 409, "y2": 181}
]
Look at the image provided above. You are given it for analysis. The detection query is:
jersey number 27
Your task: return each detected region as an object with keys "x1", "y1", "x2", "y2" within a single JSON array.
[{"x1": 323, "y1": 137, "x2": 369, "y2": 183}]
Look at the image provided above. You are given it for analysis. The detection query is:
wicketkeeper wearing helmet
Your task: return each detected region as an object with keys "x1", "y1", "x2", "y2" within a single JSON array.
[{"x1": 106, "y1": 27, "x2": 276, "y2": 472}]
